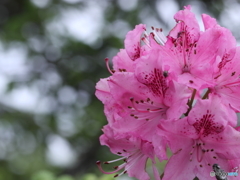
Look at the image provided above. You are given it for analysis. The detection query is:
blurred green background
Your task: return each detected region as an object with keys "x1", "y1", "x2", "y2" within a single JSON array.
[{"x1": 0, "y1": 0, "x2": 240, "y2": 180}]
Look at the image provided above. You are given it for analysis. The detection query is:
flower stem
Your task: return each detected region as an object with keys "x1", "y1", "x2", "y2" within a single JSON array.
[
  {"x1": 202, "y1": 89, "x2": 210, "y2": 99},
  {"x1": 184, "y1": 89, "x2": 196, "y2": 116}
]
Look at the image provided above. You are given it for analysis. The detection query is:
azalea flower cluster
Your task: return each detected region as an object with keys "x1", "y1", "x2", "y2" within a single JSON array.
[{"x1": 95, "y1": 6, "x2": 240, "y2": 180}]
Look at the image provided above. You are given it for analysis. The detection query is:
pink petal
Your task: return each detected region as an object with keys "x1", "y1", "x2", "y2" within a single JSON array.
[
  {"x1": 201, "y1": 14, "x2": 218, "y2": 30},
  {"x1": 95, "y1": 78, "x2": 121, "y2": 125},
  {"x1": 158, "y1": 118, "x2": 198, "y2": 151},
  {"x1": 100, "y1": 126, "x2": 157, "y2": 180},
  {"x1": 105, "y1": 72, "x2": 164, "y2": 141},
  {"x1": 112, "y1": 114, "x2": 160, "y2": 142},
  {"x1": 204, "y1": 125, "x2": 240, "y2": 160},
  {"x1": 157, "y1": 119, "x2": 197, "y2": 179},
  {"x1": 127, "y1": 155, "x2": 150, "y2": 180},
  {"x1": 176, "y1": 72, "x2": 213, "y2": 90},
  {"x1": 135, "y1": 49, "x2": 191, "y2": 119},
  {"x1": 164, "y1": 81, "x2": 191, "y2": 119},
  {"x1": 152, "y1": 130, "x2": 168, "y2": 161},
  {"x1": 112, "y1": 49, "x2": 135, "y2": 72},
  {"x1": 195, "y1": 157, "x2": 228, "y2": 180},
  {"x1": 212, "y1": 47, "x2": 240, "y2": 112},
  {"x1": 95, "y1": 78, "x2": 111, "y2": 104},
  {"x1": 187, "y1": 98, "x2": 237, "y2": 128},
  {"x1": 100, "y1": 125, "x2": 138, "y2": 154},
  {"x1": 135, "y1": 49, "x2": 168, "y2": 97},
  {"x1": 162, "y1": 149, "x2": 197, "y2": 180},
  {"x1": 170, "y1": 5, "x2": 200, "y2": 43},
  {"x1": 190, "y1": 27, "x2": 236, "y2": 82},
  {"x1": 124, "y1": 24, "x2": 146, "y2": 60}
]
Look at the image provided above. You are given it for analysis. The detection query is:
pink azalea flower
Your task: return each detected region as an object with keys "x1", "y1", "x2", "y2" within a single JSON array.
[
  {"x1": 124, "y1": 24, "x2": 147, "y2": 61},
  {"x1": 200, "y1": 14, "x2": 240, "y2": 112},
  {"x1": 208, "y1": 46, "x2": 240, "y2": 112},
  {"x1": 159, "y1": 6, "x2": 237, "y2": 90},
  {"x1": 97, "y1": 125, "x2": 161, "y2": 180},
  {"x1": 112, "y1": 49, "x2": 135, "y2": 72},
  {"x1": 157, "y1": 98, "x2": 240, "y2": 180},
  {"x1": 109, "y1": 24, "x2": 167, "y2": 74},
  {"x1": 109, "y1": 24, "x2": 147, "y2": 74},
  {"x1": 96, "y1": 4, "x2": 240, "y2": 180},
  {"x1": 135, "y1": 49, "x2": 191, "y2": 119},
  {"x1": 96, "y1": 65, "x2": 190, "y2": 141}
]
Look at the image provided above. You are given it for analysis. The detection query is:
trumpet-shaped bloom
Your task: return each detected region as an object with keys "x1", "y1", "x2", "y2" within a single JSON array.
[
  {"x1": 97, "y1": 125, "x2": 161, "y2": 180},
  {"x1": 95, "y1": 5, "x2": 240, "y2": 180},
  {"x1": 111, "y1": 24, "x2": 146, "y2": 73},
  {"x1": 209, "y1": 47, "x2": 240, "y2": 112},
  {"x1": 157, "y1": 99, "x2": 240, "y2": 180},
  {"x1": 96, "y1": 71, "x2": 190, "y2": 142},
  {"x1": 159, "y1": 6, "x2": 237, "y2": 91}
]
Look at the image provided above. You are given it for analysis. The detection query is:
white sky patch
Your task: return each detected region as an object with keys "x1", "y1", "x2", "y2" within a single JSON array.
[
  {"x1": 46, "y1": 2, "x2": 104, "y2": 45},
  {"x1": 0, "y1": 76, "x2": 8, "y2": 95},
  {"x1": 156, "y1": 0, "x2": 179, "y2": 28},
  {"x1": 61, "y1": 0, "x2": 83, "y2": 3},
  {"x1": 28, "y1": 37, "x2": 48, "y2": 53},
  {"x1": 46, "y1": 135, "x2": 77, "y2": 167},
  {"x1": 220, "y1": 3, "x2": 240, "y2": 29},
  {"x1": 58, "y1": 86, "x2": 77, "y2": 105},
  {"x1": 139, "y1": 8, "x2": 165, "y2": 31},
  {"x1": 0, "y1": 86, "x2": 51, "y2": 113},
  {"x1": 0, "y1": 42, "x2": 29, "y2": 77},
  {"x1": 0, "y1": 42, "x2": 46, "y2": 113},
  {"x1": 190, "y1": 1, "x2": 206, "y2": 31},
  {"x1": 117, "y1": 0, "x2": 138, "y2": 11},
  {"x1": 30, "y1": 0, "x2": 51, "y2": 8},
  {"x1": 0, "y1": 41, "x2": 61, "y2": 114},
  {"x1": 57, "y1": 112, "x2": 78, "y2": 137},
  {"x1": 109, "y1": 19, "x2": 131, "y2": 39}
]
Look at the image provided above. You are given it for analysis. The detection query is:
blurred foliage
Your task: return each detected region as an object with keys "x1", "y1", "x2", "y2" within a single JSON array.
[
  {"x1": 0, "y1": 0, "x2": 236, "y2": 179},
  {"x1": 31, "y1": 171, "x2": 114, "y2": 180}
]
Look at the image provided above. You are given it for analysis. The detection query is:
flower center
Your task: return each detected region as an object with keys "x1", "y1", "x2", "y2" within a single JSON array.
[
  {"x1": 189, "y1": 139, "x2": 217, "y2": 169},
  {"x1": 142, "y1": 68, "x2": 168, "y2": 97},
  {"x1": 128, "y1": 97, "x2": 168, "y2": 120},
  {"x1": 193, "y1": 110, "x2": 224, "y2": 138}
]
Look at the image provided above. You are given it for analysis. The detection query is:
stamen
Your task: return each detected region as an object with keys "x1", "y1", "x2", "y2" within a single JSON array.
[
  {"x1": 96, "y1": 161, "x2": 126, "y2": 174},
  {"x1": 116, "y1": 170, "x2": 128, "y2": 177},
  {"x1": 97, "y1": 149, "x2": 145, "y2": 178},
  {"x1": 223, "y1": 80, "x2": 240, "y2": 87},
  {"x1": 112, "y1": 152, "x2": 144, "y2": 178},
  {"x1": 105, "y1": 58, "x2": 115, "y2": 75},
  {"x1": 151, "y1": 26, "x2": 167, "y2": 45},
  {"x1": 104, "y1": 156, "x2": 126, "y2": 164},
  {"x1": 189, "y1": 141, "x2": 196, "y2": 161},
  {"x1": 141, "y1": 37, "x2": 150, "y2": 47},
  {"x1": 124, "y1": 152, "x2": 144, "y2": 171},
  {"x1": 196, "y1": 142, "x2": 204, "y2": 162},
  {"x1": 130, "y1": 97, "x2": 163, "y2": 113}
]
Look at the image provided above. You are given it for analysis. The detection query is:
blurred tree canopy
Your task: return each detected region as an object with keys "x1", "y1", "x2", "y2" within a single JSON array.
[{"x1": 0, "y1": 0, "x2": 239, "y2": 180}]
